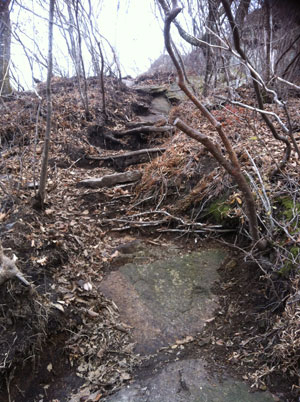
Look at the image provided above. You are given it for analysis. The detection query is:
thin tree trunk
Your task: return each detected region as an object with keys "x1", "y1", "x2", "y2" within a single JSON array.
[
  {"x1": 67, "y1": 1, "x2": 82, "y2": 76},
  {"x1": 220, "y1": 0, "x2": 291, "y2": 175},
  {"x1": 73, "y1": 0, "x2": 90, "y2": 119},
  {"x1": 37, "y1": 0, "x2": 54, "y2": 208},
  {"x1": 264, "y1": 0, "x2": 272, "y2": 82},
  {"x1": 202, "y1": 1, "x2": 218, "y2": 96},
  {"x1": 0, "y1": 0, "x2": 12, "y2": 95},
  {"x1": 97, "y1": 40, "x2": 107, "y2": 117}
]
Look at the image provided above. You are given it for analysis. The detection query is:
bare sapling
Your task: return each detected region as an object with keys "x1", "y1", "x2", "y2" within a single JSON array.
[
  {"x1": 36, "y1": 0, "x2": 54, "y2": 207},
  {"x1": 97, "y1": 40, "x2": 107, "y2": 117},
  {"x1": 161, "y1": 0, "x2": 262, "y2": 246},
  {"x1": 220, "y1": 0, "x2": 292, "y2": 175},
  {"x1": 0, "y1": 243, "x2": 30, "y2": 286}
]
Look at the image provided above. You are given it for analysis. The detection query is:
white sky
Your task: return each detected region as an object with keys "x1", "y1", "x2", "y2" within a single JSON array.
[
  {"x1": 100, "y1": 0, "x2": 165, "y2": 76},
  {"x1": 10, "y1": 0, "x2": 166, "y2": 90}
]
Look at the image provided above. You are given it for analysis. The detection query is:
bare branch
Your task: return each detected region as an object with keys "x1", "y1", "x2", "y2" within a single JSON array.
[
  {"x1": 161, "y1": 1, "x2": 260, "y2": 245},
  {"x1": 276, "y1": 76, "x2": 300, "y2": 91}
]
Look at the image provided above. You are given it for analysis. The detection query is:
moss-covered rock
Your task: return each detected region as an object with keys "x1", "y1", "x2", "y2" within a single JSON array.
[{"x1": 207, "y1": 198, "x2": 238, "y2": 226}]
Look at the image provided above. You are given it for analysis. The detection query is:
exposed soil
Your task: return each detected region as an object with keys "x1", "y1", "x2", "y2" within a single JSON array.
[{"x1": 0, "y1": 74, "x2": 299, "y2": 401}]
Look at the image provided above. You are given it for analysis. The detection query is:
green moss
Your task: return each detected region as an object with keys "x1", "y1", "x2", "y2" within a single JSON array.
[
  {"x1": 278, "y1": 263, "x2": 293, "y2": 278},
  {"x1": 290, "y1": 246, "x2": 300, "y2": 258},
  {"x1": 278, "y1": 246, "x2": 300, "y2": 277},
  {"x1": 276, "y1": 197, "x2": 300, "y2": 222},
  {"x1": 207, "y1": 199, "x2": 233, "y2": 224}
]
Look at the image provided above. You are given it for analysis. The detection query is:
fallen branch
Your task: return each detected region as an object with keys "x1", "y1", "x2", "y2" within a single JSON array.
[
  {"x1": 126, "y1": 119, "x2": 167, "y2": 128},
  {"x1": 87, "y1": 148, "x2": 166, "y2": 161},
  {"x1": 114, "y1": 126, "x2": 174, "y2": 136},
  {"x1": 102, "y1": 132, "x2": 126, "y2": 147},
  {"x1": 102, "y1": 210, "x2": 233, "y2": 233},
  {"x1": 215, "y1": 96, "x2": 289, "y2": 133},
  {"x1": 0, "y1": 243, "x2": 30, "y2": 286},
  {"x1": 86, "y1": 147, "x2": 166, "y2": 170}
]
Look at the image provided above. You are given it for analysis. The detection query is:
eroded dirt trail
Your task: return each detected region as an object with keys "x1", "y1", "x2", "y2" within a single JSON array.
[
  {"x1": 100, "y1": 243, "x2": 224, "y2": 354},
  {"x1": 0, "y1": 76, "x2": 288, "y2": 401},
  {"x1": 97, "y1": 242, "x2": 275, "y2": 402}
]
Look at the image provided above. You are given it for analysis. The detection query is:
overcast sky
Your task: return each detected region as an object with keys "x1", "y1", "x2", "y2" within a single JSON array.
[
  {"x1": 10, "y1": 0, "x2": 166, "y2": 89},
  {"x1": 100, "y1": 0, "x2": 165, "y2": 76}
]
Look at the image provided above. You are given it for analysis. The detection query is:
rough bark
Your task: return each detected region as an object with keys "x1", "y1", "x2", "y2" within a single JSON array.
[
  {"x1": 0, "y1": 0, "x2": 12, "y2": 95},
  {"x1": 235, "y1": 0, "x2": 251, "y2": 29}
]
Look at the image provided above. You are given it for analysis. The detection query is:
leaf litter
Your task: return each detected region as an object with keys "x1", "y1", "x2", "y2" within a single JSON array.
[{"x1": 0, "y1": 74, "x2": 299, "y2": 400}]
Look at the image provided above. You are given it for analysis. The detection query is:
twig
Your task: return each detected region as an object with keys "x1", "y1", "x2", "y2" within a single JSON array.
[
  {"x1": 162, "y1": 0, "x2": 260, "y2": 244},
  {"x1": 275, "y1": 76, "x2": 300, "y2": 91},
  {"x1": 215, "y1": 96, "x2": 289, "y2": 133}
]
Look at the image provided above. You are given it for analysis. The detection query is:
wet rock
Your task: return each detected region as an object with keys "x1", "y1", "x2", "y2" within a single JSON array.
[
  {"x1": 100, "y1": 247, "x2": 227, "y2": 354},
  {"x1": 105, "y1": 359, "x2": 276, "y2": 402},
  {"x1": 133, "y1": 85, "x2": 168, "y2": 95},
  {"x1": 150, "y1": 95, "x2": 171, "y2": 115}
]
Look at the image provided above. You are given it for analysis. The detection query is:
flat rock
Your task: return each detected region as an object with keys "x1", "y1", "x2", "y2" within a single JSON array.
[
  {"x1": 100, "y1": 247, "x2": 227, "y2": 354},
  {"x1": 150, "y1": 95, "x2": 171, "y2": 115},
  {"x1": 105, "y1": 358, "x2": 276, "y2": 402},
  {"x1": 133, "y1": 85, "x2": 168, "y2": 95}
]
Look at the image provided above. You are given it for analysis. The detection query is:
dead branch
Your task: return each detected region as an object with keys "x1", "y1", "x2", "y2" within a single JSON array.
[
  {"x1": 215, "y1": 96, "x2": 289, "y2": 133},
  {"x1": 126, "y1": 121, "x2": 160, "y2": 128},
  {"x1": 102, "y1": 132, "x2": 126, "y2": 147},
  {"x1": 103, "y1": 209, "x2": 234, "y2": 233},
  {"x1": 0, "y1": 243, "x2": 30, "y2": 286},
  {"x1": 275, "y1": 76, "x2": 300, "y2": 91},
  {"x1": 86, "y1": 147, "x2": 166, "y2": 170},
  {"x1": 114, "y1": 126, "x2": 174, "y2": 136},
  {"x1": 162, "y1": 1, "x2": 260, "y2": 246},
  {"x1": 86, "y1": 148, "x2": 166, "y2": 161}
]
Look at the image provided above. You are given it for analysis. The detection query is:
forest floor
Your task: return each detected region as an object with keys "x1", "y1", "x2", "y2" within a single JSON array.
[{"x1": 0, "y1": 73, "x2": 299, "y2": 401}]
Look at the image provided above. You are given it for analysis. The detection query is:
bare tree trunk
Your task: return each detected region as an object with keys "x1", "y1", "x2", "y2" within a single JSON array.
[
  {"x1": 220, "y1": 0, "x2": 291, "y2": 175},
  {"x1": 202, "y1": 0, "x2": 219, "y2": 96},
  {"x1": 66, "y1": 1, "x2": 82, "y2": 77},
  {"x1": 0, "y1": 0, "x2": 12, "y2": 95},
  {"x1": 37, "y1": 0, "x2": 54, "y2": 208},
  {"x1": 73, "y1": 0, "x2": 90, "y2": 119},
  {"x1": 264, "y1": 0, "x2": 272, "y2": 82},
  {"x1": 97, "y1": 40, "x2": 107, "y2": 117},
  {"x1": 235, "y1": 0, "x2": 251, "y2": 30}
]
